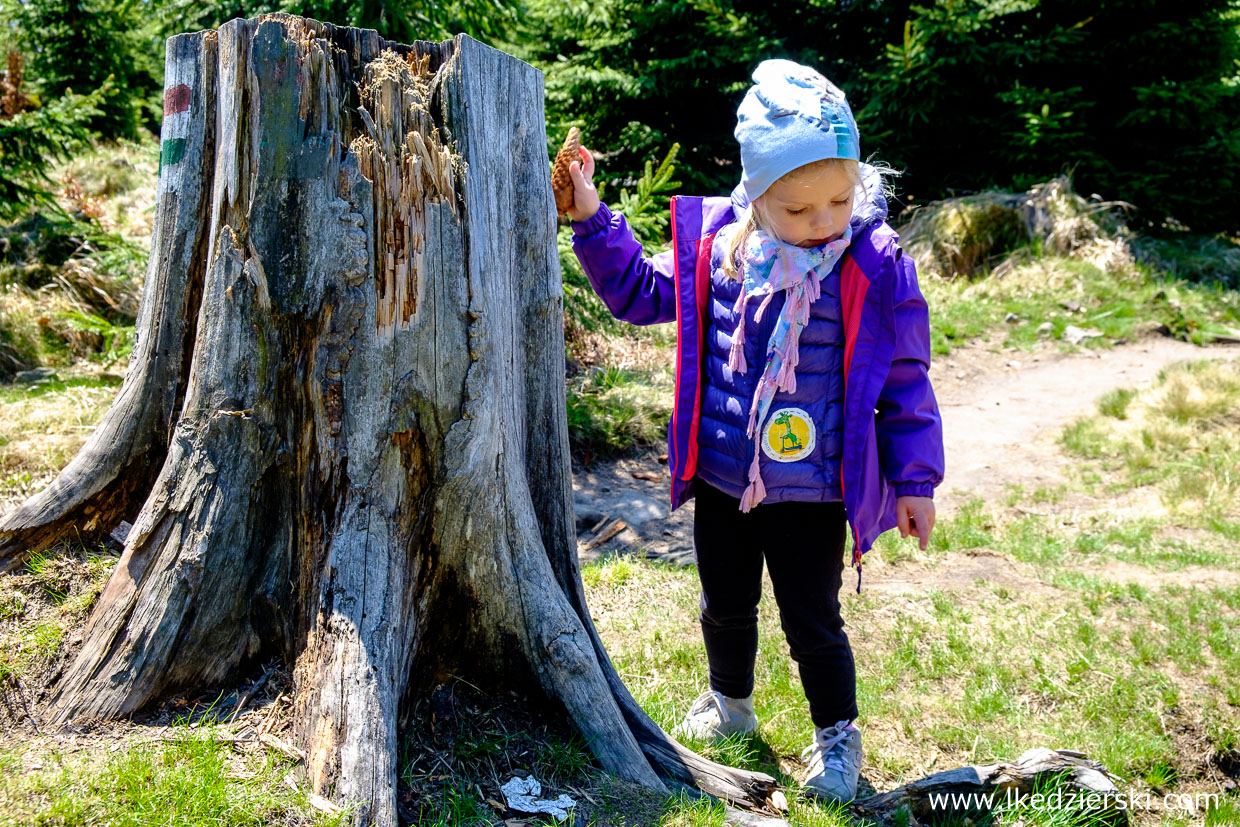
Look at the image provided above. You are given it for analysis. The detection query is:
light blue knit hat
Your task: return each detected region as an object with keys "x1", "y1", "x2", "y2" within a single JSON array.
[{"x1": 735, "y1": 59, "x2": 860, "y2": 201}]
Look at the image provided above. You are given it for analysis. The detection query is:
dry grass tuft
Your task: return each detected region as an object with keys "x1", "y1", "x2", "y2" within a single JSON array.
[{"x1": 899, "y1": 176, "x2": 1136, "y2": 280}]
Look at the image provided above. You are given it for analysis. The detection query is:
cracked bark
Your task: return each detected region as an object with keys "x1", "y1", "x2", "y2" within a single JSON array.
[{"x1": 1, "y1": 15, "x2": 786, "y2": 827}]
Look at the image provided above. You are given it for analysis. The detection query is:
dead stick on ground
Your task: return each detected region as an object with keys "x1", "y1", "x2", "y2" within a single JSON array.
[
  {"x1": 259, "y1": 692, "x2": 285, "y2": 736},
  {"x1": 581, "y1": 520, "x2": 627, "y2": 551},
  {"x1": 260, "y1": 732, "x2": 307, "y2": 762},
  {"x1": 11, "y1": 676, "x2": 41, "y2": 735},
  {"x1": 228, "y1": 664, "x2": 273, "y2": 725}
]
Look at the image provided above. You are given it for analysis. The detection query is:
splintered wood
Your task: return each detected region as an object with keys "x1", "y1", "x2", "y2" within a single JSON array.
[{"x1": 351, "y1": 50, "x2": 461, "y2": 335}]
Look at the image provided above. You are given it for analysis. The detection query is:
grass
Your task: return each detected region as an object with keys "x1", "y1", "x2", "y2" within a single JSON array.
[
  {"x1": 0, "y1": 543, "x2": 114, "y2": 683},
  {"x1": 0, "y1": 724, "x2": 352, "y2": 827},
  {"x1": 921, "y1": 255, "x2": 1240, "y2": 357},
  {"x1": 1097, "y1": 387, "x2": 1137, "y2": 420},
  {"x1": 1057, "y1": 358, "x2": 1240, "y2": 531},
  {"x1": 565, "y1": 326, "x2": 676, "y2": 465},
  {"x1": 576, "y1": 547, "x2": 1240, "y2": 823},
  {"x1": 1, "y1": 138, "x2": 151, "y2": 380},
  {"x1": 571, "y1": 357, "x2": 1240, "y2": 824},
  {"x1": 0, "y1": 369, "x2": 121, "y2": 512}
]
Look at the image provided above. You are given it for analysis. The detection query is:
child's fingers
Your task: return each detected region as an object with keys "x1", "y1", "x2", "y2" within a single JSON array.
[
  {"x1": 579, "y1": 146, "x2": 595, "y2": 178},
  {"x1": 897, "y1": 503, "x2": 910, "y2": 538},
  {"x1": 913, "y1": 508, "x2": 933, "y2": 550}
]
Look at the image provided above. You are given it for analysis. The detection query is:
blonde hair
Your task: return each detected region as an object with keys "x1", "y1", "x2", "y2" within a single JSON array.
[{"x1": 722, "y1": 157, "x2": 866, "y2": 281}]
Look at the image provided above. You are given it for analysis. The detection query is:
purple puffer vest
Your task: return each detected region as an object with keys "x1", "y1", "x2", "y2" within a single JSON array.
[
  {"x1": 570, "y1": 167, "x2": 945, "y2": 591},
  {"x1": 695, "y1": 230, "x2": 846, "y2": 503}
]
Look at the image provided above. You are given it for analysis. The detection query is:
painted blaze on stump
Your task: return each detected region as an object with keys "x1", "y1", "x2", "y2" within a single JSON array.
[{"x1": 0, "y1": 13, "x2": 781, "y2": 827}]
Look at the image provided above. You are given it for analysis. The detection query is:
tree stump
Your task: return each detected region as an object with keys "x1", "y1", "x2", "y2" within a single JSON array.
[{"x1": 0, "y1": 15, "x2": 781, "y2": 825}]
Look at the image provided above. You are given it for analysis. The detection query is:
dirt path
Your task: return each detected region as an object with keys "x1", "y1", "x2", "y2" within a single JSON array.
[
  {"x1": 572, "y1": 335, "x2": 1240, "y2": 560},
  {"x1": 933, "y1": 335, "x2": 1238, "y2": 515}
]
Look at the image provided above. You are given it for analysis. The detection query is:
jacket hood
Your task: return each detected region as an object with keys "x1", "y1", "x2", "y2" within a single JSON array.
[{"x1": 729, "y1": 161, "x2": 889, "y2": 231}]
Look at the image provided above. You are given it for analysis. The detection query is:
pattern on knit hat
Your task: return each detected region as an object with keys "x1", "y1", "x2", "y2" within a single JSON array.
[{"x1": 735, "y1": 59, "x2": 860, "y2": 201}]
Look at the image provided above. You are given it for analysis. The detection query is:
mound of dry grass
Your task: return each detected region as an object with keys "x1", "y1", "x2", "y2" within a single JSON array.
[{"x1": 898, "y1": 176, "x2": 1136, "y2": 280}]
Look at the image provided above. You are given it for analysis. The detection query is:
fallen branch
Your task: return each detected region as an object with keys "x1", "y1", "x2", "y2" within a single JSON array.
[
  {"x1": 851, "y1": 747, "x2": 1123, "y2": 825},
  {"x1": 580, "y1": 520, "x2": 628, "y2": 551},
  {"x1": 227, "y1": 664, "x2": 274, "y2": 724}
]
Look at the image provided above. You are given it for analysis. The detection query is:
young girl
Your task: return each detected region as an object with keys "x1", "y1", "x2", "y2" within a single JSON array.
[{"x1": 564, "y1": 59, "x2": 945, "y2": 803}]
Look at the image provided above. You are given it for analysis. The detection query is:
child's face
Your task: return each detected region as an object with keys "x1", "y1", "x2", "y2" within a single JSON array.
[{"x1": 757, "y1": 164, "x2": 855, "y2": 247}]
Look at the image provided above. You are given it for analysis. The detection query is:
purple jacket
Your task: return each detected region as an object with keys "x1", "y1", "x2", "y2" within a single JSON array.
[{"x1": 571, "y1": 183, "x2": 944, "y2": 590}]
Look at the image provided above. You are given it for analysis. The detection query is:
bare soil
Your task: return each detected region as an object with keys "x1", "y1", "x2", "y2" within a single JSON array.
[{"x1": 571, "y1": 333, "x2": 1240, "y2": 561}]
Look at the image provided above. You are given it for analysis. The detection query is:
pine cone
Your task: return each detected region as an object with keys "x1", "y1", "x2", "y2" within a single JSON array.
[{"x1": 552, "y1": 127, "x2": 581, "y2": 214}]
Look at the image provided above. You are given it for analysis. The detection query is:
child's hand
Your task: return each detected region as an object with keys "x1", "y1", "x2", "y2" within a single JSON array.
[
  {"x1": 566, "y1": 146, "x2": 601, "y2": 223},
  {"x1": 896, "y1": 496, "x2": 936, "y2": 551}
]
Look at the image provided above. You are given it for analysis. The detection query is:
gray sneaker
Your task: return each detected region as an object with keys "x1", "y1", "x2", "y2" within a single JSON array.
[
  {"x1": 801, "y1": 720, "x2": 862, "y2": 803},
  {"x1": 673, "y1": 690, "x2": 758, "y2": 742}
]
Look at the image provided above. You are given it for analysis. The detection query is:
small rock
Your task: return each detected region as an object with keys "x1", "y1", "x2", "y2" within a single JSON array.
[
  {"x1": 956, "y1": 371, "x2": 966, "y2": 379},
  {"x1": 1037, "y1": 321, "x2": 1054, "y2": 335},
  {"x1": 1111, "y1": 338, "x2": 1128, "y2": 346},
  {"x1": 14, "y1": 367, "x2": 56, "y2": 385},
  {"x1": 1004, "y1": 312, "x2": 1019, "y2": 323},
  {"x1": 1006, "y1": 360, "x2": 1021, "y2": 369},
  {"x1": 1063, "y1": 325, "x2": 1103, "y2": 346},
  {"x1": 1059, "y1": 300, "x2": 1082, "y2": 313},
  {"x1": 649, "y1": 546, "x2": 696, "y2": 567},
  {"x1": 1133, "y1": 320, "x2": 1172, "y2": 338}
]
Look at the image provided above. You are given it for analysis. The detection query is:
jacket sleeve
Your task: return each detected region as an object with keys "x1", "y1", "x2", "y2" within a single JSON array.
[
  {"x1": 570, "y1": 202, "x2": 677, "y2": 326},
  {"x1": 875, "y1": 246, "x2": 945, "y2": 498}
]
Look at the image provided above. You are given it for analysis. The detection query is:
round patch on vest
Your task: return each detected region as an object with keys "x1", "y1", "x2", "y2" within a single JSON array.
[{"x1": 761, "y1": 407, "x2": 816, "y2": 463}]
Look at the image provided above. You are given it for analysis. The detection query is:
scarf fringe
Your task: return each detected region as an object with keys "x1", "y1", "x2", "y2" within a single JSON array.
[
  {"x1": 745, "y1": 378, "x2": 765, "y2": 438},
  {"x1": 728, "y1": 289, "x2": 750, "y2": 374},
  {"x1": 754, "y1": 291, "x2": 775, "y2": 323},
  {"x1": 774, "y1": 357, "x2": 797, "y2": 393},
  {"x1": 738, "y1": 441, "x2": 766, "y2": 512}
]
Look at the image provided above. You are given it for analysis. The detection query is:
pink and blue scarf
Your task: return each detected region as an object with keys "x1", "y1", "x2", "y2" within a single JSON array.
[{"x1": 711, "y1": 221, "x2": 854, "y2": 511}]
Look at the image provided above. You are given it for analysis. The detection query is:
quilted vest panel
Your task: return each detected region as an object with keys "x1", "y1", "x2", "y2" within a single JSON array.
[{"x1": 694, "y1": 229, "x2": 846, "y2": 503}]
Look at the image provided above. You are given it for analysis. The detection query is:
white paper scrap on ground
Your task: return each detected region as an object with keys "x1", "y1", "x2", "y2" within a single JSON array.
[{"x1": 501, "y1": 775, "x2": 577, "y2": 822}]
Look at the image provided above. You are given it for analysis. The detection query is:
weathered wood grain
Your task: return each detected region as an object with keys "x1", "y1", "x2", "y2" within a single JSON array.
[{"x1": 20, "y1": 15, "x2": 792, "y2": 826}]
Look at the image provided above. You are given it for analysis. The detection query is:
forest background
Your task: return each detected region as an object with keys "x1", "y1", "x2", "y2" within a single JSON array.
[{"x1": 5, "y1": 0, "x2": 1240, "y2": 238}]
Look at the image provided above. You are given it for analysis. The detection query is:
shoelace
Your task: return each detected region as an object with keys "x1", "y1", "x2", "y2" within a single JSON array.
[
  {"x1": 801, "y1": 720, "x2": 853, "y2": 773},
  {"x1": 687, "y1": 690, "x2": 731, "y2": 724}
]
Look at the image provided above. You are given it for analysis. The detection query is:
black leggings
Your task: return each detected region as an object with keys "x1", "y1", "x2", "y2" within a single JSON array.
[{"x1": 691, "y1": 480, "x2": 858, "y2": 728}]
